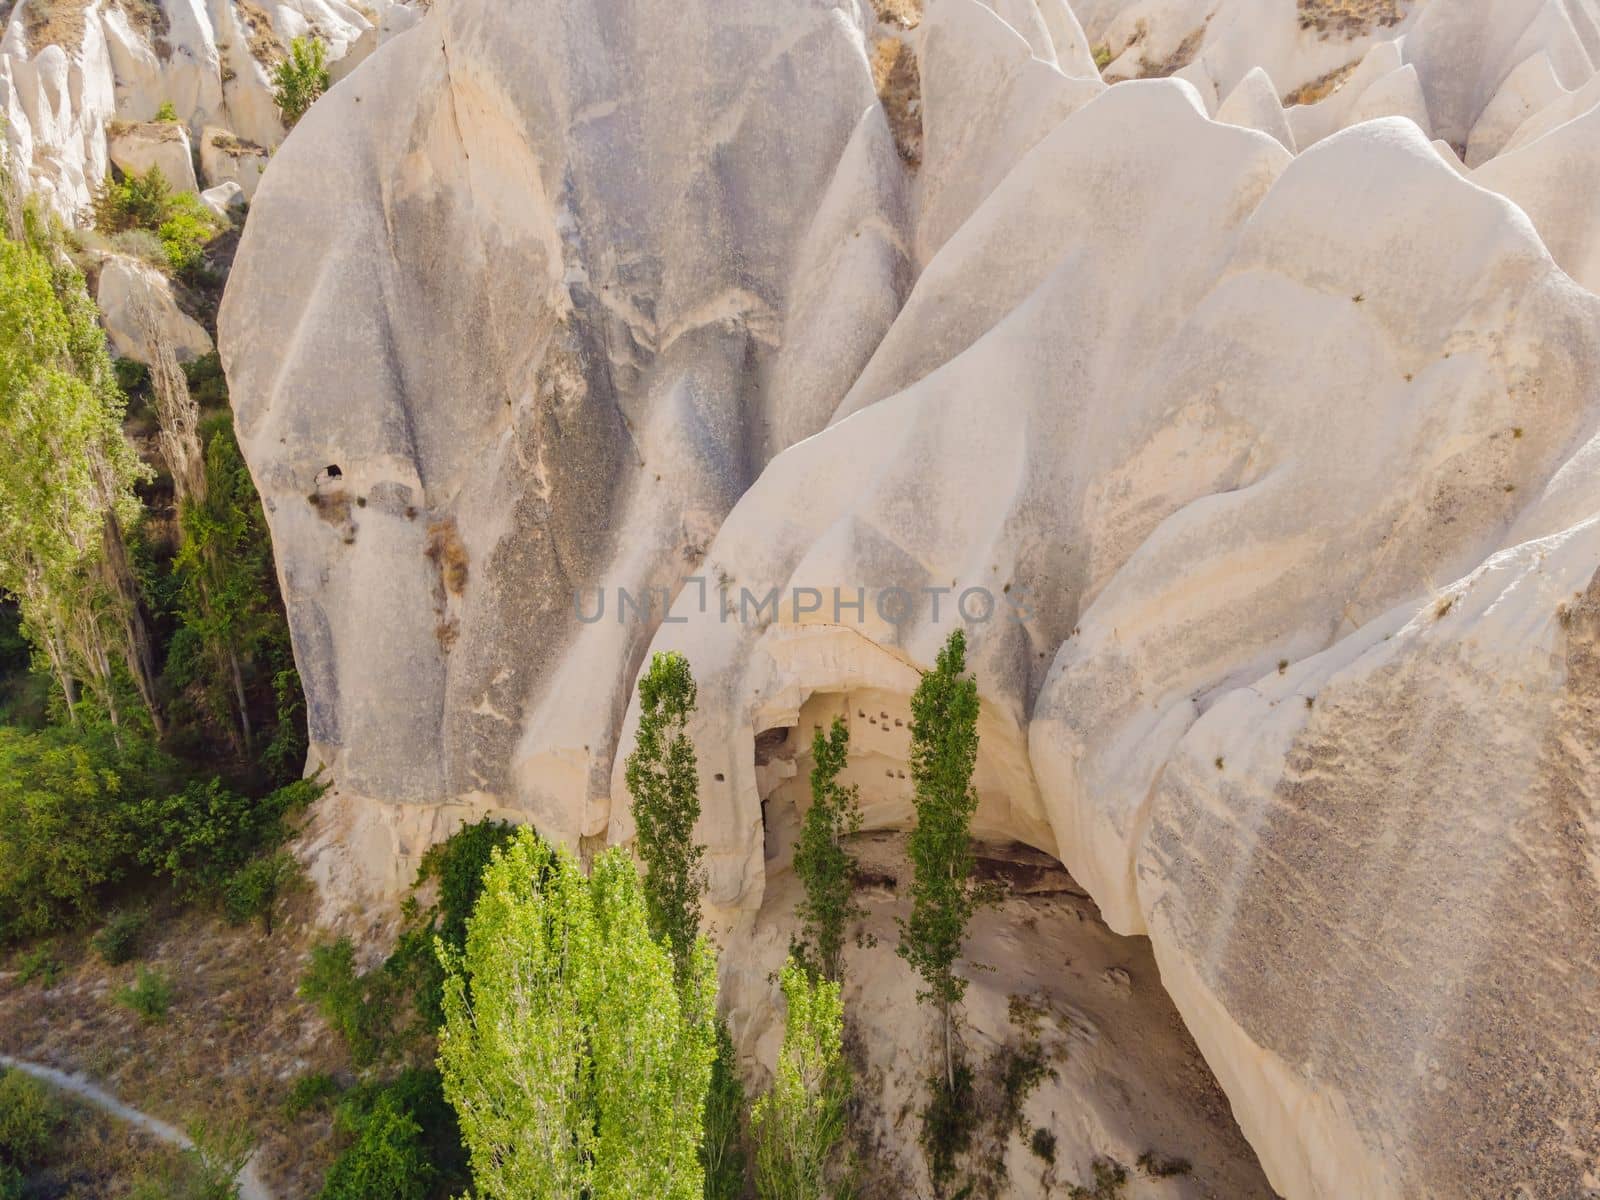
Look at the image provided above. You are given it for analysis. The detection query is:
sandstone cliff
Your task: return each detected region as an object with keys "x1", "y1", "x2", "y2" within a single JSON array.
[{"x1": 217, "y1": 0, "x2": 1600, "y2": 1194}]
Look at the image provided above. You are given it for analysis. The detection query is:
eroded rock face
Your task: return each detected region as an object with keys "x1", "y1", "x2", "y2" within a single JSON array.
[{"x1": 222, "y1": 0, "x2": 1600, "y2": 1194}]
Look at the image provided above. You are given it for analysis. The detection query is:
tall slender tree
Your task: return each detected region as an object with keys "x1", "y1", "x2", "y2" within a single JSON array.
[
  {"x1": 625, "y1": 650, "x2": 708, "y2": 976},
  {"x1": 791, "y1": 716, "x2": 864, "y2": 982},
  {"x1": 750, "y1": 957, "x2": 852, "y2": 1200},
  {"x1": 0, "y1": 230, "x2": 151, "y2": 740},
  {"x1": 437, "y1": 831, "x2": 719, "y2": 1200},
  {"x1": 896, "y1": 628, "x2": 983, "y2": 1094}
]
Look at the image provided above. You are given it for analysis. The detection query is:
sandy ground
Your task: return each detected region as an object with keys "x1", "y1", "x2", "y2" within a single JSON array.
[{"x1": 723, "y1": 828, "x2": 1279, "y2": 1199}]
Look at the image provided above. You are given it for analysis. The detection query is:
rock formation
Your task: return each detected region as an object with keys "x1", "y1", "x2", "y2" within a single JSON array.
[{"x1": 217, "y1": 0, "x2": 1600, "y2": 1194}]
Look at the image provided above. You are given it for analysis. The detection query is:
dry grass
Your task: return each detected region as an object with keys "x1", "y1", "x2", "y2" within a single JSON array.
[
  {"x1": 1139, "y1": 25, "x2": 1205, "y2": 78},
  {"x1": 111, "y1": 0, "x2": 169, "y2": 56},
  {"x1": 871, "y1": 36, "x2": 923, "y2": 166},
  {"x1": 0, "y1": 897, "x2": 349, "y2": 1198},
  {"x1": 870, "y1": 0, "x2": 921, "y2": 28},
  {"x1": 1282, "y1": 59, "x2": 1359, "y2": 105},
  {"x1": 235, "y1": 0, "x2": 286, "y2": 66},
  {"x1": 1297, "y1": 0, "x2": 1404, "y2": 37},
  {"x1": 425, "y1": 518, "x2": 470, "y2": 595},
  {"x1": 210, "y1": 130, "x2": 267, "y2": 156},
  {"x1": 22, "y1": 0, "x2": 92, "y2": 54},
  {"x1": 19, "y1": 1092, "x2": 193, "y2": 1197}
]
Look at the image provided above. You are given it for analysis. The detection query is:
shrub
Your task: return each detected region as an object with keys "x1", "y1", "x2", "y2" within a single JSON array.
[
  {"x1": 0, "y1": 725, "x2": 134, "y2": 943},
  {"x1": 184, "y1": 1117, "x2": 253, "y2": 1200},
  {"x1": 282, "y1": 1071, "x2": 341, "y2": 1120},
  {"x1": 91, "y1": 165, "x2": 172, "y2": 232},
  {"x1": 1029, "y1": 1127, "x2": 1057, "y2": 1164},
  {"x1": 116, "y1": 964, "x2": 174, "y2": 1021},
  {"x1": 108, "y1": 227, "x2": 168, "y2": 266},
  {"x1": 222, "y1": 851, "x2": 299, "y2": 932},
  {"x1": 131, "y1": 775, "x2": 317, "y2": 902},
  {"x1": 300, "y1": 937, "x2": 390, "y2": 1067},
  {"x1": 1068, "y1": 1158, "x2": 1129, "y2": 1200},
  {"x1": 0, "y1": 1068, "x2": 61, "y2": 1168},
  {"x1": 321, "y1": 1070, "x2": 466, "y2": 1199},
  {"x1": 15, "y1": 945, "x2": 61, "y2": 986},
  {"x1": 320, "y1": 1091, "x2": 430, "y2": 1200},
  {"x1": 89, "y1": 165, "x2": 221, "y2": 278},
  {"x1": 153, "y1": 100, "x2": 179, "y2": 122},
  {"x1": 93, "y1": 907, "x2": 149, "y2": 964},
  {"x1": 0, "y1": 1161, "x2": 21, "y2": 1200},
  {"x1": 385, "y1": 817, "x2": 516, "y2": 1028},
  {"x1": 157, "y1": 199, "x2": 221, "y2": 278},
  {"x1": 273, "y1": 37, "x2": 329, "y2": 127},
  {"x1": 919, "y1": 1059, "x2": 975, "y2": 1190}
]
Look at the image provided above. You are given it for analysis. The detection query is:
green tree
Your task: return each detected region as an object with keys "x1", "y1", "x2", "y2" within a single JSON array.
[
  {"x1": 625, "y1": 650, "x2": 707, "y2": 975},
  {"x1": 170, "y1": 420, "x2": 291, "y2": 757},
  {"x1": 750, "y1": 958, "x2": 852, "y2": 1200},
  {"x1": 273, "y1": 37, "x2": 330, "y2": 128},
  {"x1": 437, "y1": 831, "x2": 718, "y2": 1199},
  {"x1": 0, "y1": 725, "x2": 134, "y2": 942},
  {"x1": 701, "y1": 1019, "x2": 747, "y2": 1200},
  {"x1": 791, "y1": 717, "x2": 864, "y2": 982},
  {"x1": 320, "y1": 1092, "x2": 430, "y2": 1200},
  {"x1": 896, "y1": 628, "x2": 983, "y2": 1095},
  {"x1": 0, "y1": 232, "x2": 153, "y2": 736}
]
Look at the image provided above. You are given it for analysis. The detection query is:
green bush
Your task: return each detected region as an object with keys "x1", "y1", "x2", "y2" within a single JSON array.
[
  {"x1": 300, "y1": 937, "x2": 391, "y2": 1067},
  {"x1": 320, "y1": 1091, "x2": 430, "y2": 1200},
  {"x1": 1068, "y1": 1158, "x2": 1129, "y2": 1200},
  {"x1": 153, "y1": 100, "x2": 179, "y2": 122},
  {"x1": 283, "y1": 1071, "x2": 341, "y2": 1119},
  {"x1": 131, "y1": 775, "x2": 318, "y2": 902},
  {"x1": 385, "y1": 817, "x2": 516, "y2": 1028},
  {"x1": 273, "y1": 37, "x2": 329, "y2": 128},
  {"x1": 222, "y1": 851, "x2": 299, "y2": 932},
  {"x1": 0, "y1": 1068, "x2": 61, "y2": 1168},
  {"x1": 116, "y1": 964, "x2": 174, "y2": 1021},
  {"x1": 15, "y1": 945, "x2": 61, "y2": 986},
  {"x1": 0, "y1": 1160, "x2": 22, "y2": 1200},
  {"x1": 0, "y1": 725, "x2": 134, "y2": 943},
  {"x1": 184, "y1": 1117, "x2": 253, "y2": 1200},
  {"x1": 93, "y1": 907, "x2": 149, "y2": 964},
  {"x1": 89, "y1": 165, "x2": 221, "y2": 279},
  {"x1": 919, "y1": 1059, "x2": 976, "y2": 1190}
]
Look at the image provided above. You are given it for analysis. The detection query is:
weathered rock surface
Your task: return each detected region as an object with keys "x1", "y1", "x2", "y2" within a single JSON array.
[
  {"x1": 96, "y1": 252, "x2": 212, "y2": 362},
  {"x1": 108, "y1": 118, "x2": 196, "y2": 190},
  {"x1": 0, "y1": 0, "x2": 416, "y2": 217},
  {"x1": 220, "y1": 0, "x2": 1600, "y2": 1195}
]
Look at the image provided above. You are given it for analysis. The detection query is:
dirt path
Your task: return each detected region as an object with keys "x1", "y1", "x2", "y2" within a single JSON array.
[{"x1": 0, "y1": 1054, "x2": 273, "y2": 1200}]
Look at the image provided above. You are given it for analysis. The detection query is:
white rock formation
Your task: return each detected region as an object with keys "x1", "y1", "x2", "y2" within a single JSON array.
[
  {"x1": 199, "y1": 177, "x2": 244, "y2": 220},
  {"x1": 96, "y1": 252, "x2": 213, "y2": 362},
  {"x1": 218, "y1": 0, "x2": 1600, "y2": 1195},
  {"x1": 0, "y1": 0, "x2": 417, "y2": 217},
  {"x1": 108, "y1": 118, "x2": 197, "y2": 189},
  {"x1": 197, "y1": 124, "x2": 266, "y2": 197}
]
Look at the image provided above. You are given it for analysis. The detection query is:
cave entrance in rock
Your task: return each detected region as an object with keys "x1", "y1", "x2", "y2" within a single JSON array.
[
  {"x1": 753, "y1": 686, "x2": 1056, "y2": 865},
  {"x1": 741, "y1": 686, "x2": 1277, "y2": 1198}
]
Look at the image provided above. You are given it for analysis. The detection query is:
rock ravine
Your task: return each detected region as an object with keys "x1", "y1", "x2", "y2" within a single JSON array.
[{"x1": 215, "y1": 0, "x2": 1600, "y2": 1195}]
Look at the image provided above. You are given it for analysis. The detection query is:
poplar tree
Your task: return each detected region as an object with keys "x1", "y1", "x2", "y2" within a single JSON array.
[
  {"x1": 625, "y1": 650, "x2": 707, "y2": 975},
  {"x1": 750, "y1": 958, "x2": 852, "y2": 1200},
  {"x1": 0, "y1": 231, "x2": 152, "y2": 738},
  {"x1": 437, "y1": 831, "x2": 718, "y2": 1200},
  {"x1": 791, "y1": 716, "x2": 864, "y2": 982},
  {"x1": 896, "y1": 628, "x2": 983, "y2": 1094}
]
